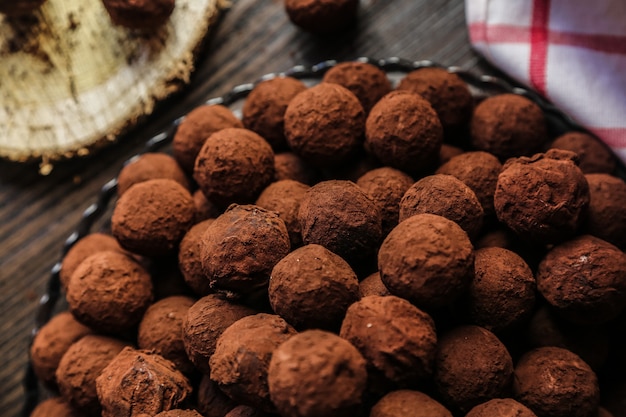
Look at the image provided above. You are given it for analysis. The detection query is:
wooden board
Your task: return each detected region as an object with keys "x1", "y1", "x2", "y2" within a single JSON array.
[{"x1": 0, "y1": 0, "x2": 223, "y2": 172}]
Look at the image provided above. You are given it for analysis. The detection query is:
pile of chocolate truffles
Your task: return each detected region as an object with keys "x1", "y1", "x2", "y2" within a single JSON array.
[{"x1": 30, "y1": 61, "x2": 626, "y2": 417}]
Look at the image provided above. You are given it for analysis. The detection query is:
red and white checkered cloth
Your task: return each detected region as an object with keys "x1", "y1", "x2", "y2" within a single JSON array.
[{"x1": 466, "y1": 0, "x2": 626, "y2": 162}]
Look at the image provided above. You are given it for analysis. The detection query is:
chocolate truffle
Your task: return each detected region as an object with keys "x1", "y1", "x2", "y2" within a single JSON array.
[
  {"x1": 356, "y1": 167, "x2": 414, "y2": 236},
  {"x1": 117, "y1": 152, "x2": 189, "y2": 196},
  {"x1": 358, "y1": 271, "x2": 390, "y2": 298},
  {"x1": 434, "y1": 325, "x2": 513, "y2": 413},
  {"x1": 298, "y1": 180, "x2": 382, "y2": 269},
  {"x1": 200, "y1": 204, "x2": 290, "y2": 295},
  {"x1": 322, "y1": 61, "x2": 391, "y2": 113},
  {"x1": 513, "y1": 347, "x2": 600, "y2": 417},
  {"x1": 399, "y1": 174, "x2": 484, "y2": 239},
  {"x1": 470, "y1": 93, "x2": 548, "y2": 160},
  {"x1": 365, "y1": 91, "x2": 443, "y2": 174},
  {"x1": 112, "y1": 178, "x2": 195, "y2": 256},
  {"x1": 284, "y1": 0, "x2": 359, "y2": 34},
  {"x1": 466, "y1": 398, "x2": 538, "y2": 417},
  {"x1": 178, "y1": 219, "x2": 214, "y2": 296},
  {"x1": 224, "y1": 406, "x2": 269, "y2": 417},
  {"x1": 66, "y1": 251, "x2": 153, "y2": 334},
  {"x1": 284, "y1": 83, "x2": 365, "y2": 167},
  {"x1": 269, "y1": 244, "x2": 359, "y2": 330},
  {"x1": 550, "y1": 131, "x2": 616, "y2": 174},
  {"x1": 439, "y1": 143, "x2": 464, "y2": 165},
  {"x1": 267, "y1": 330, "x2": 367, "y2": 417},
  {"x1": 494, "y1": 149, "x2": 589, "y2": 244},
  {"x1": 274, "y1": 152, "x2": 318, "y2": 185},
  {"x1": 55, "y1": 335, "x2": 128, "y2": 414},
  {"x1": 30, "y1": 311, "x2": 93, "y2": 388},
  {"x1": 197, "y1": 375, "x2": 237, "y2": 417},
  {"x1": 370, "y1": 390, "x2": 452, "y2": 417},
  {"x1": 378, "y1": 213, "x2": 474, "y2": 310},
  {"x1": 155, "y1": 410, "x2": 203, "y2": 417},
  {"x1": 536, "y1": 235, "x2": 626, "y2": 324},
  {"x1": 60, "y1": 232, "x2": 125, "y2": 290},
  {"x1": 102, "y1": 0, "x2": 175, "y2": 29},
  {"x1": 584, "y1": 173, "x2": 626, "y2": 250},
  {"x1": 0, "y1": 0, "x2": 45, "y2": 15},
  {"x1": 210, "y1": 314, "x2": 297, "y2": 412},
  {"x1": 242, "y1": 76, "x2": 307, "y2": 150},
  {"x1": 397, "y1": 67, "x2": 473, "y2": 138},
  {"x1": 255, "y1": 179, "x2": 310, "y2": 247},
  {"x1": 173, "y1": 104, "x2": 243, "y2": 173},
  {"x1": 194, "y1": 128, "x2": 275, "y2": 207},
  {"x1": 182, "y1": 294, "x2": 256, "y2": 374},
  {"x1": 467, "y1": 247, "x2": 535, "y2": 333},
  {"x1": 96, "y1": 347, "x2": 192, "y2": 417},
  {"x1": 30, "y1": 397, "x2": 81, "y2": 417},
  {"x1": 436, "y1": 151, "x2": 502, "y2": 216},
  {"x1": 340, "y1": 295, "x2": 437, "y2": 391},
  {"x1": 193, "y1": 189, "x2": 221, "y2": 223},
  {"x1": 138, "y1": 295, "x2": 196, "y2": 374}
]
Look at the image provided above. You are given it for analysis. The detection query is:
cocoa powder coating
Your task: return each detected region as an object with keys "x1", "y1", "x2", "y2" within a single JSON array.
[
  {"x1": 117, "y1": 152, "x2": 189, "y2": 196},
  {"x1": 512, "y1": 347, "x2": 600, "y2": 417},
  {"x1": 242, "y1": 77, "x2": 307, "y2": 150},
  {"x1": 466, "y1": 399, "x2": 538, "y2": 417},
  {"x1": 273, "y1": 152, "x2": 319, "y2": 185},
  {"x1": 269, "y1": 244, "x2": 359, "y2": 330},
  {"x1": 96, "y1": 347, "x2": 192, "y2": 417},
  {"x1": 224, "y1": 406, "x2": 269, "y2": 417},
  {"x1": 267, "y1": 330, "x2": 367, "y2": 417},
  {"x1": 178, "y1": 219, "x2": 214, "y2": 296},
  {"x1": 365, "y1": 90, "x2": 443, "y2": 174},
  {"x1": 494, "y1": 149, "x2": 590, "y2": 244},
  {"x1": 284, "y1": 0, "x2": 359, "y2": 34},
  {"x1": 193, "y1": 189, "x2": 221, "y2": 223},
  {"x1": 369, "y1": 390, "x2": 452, "y2": 417},
  {"x1": 358, "y1": 271, "x2": 390, "y2": 298},
  {"x1": 30, "y1": 397, "x2": 81, "y2": 417},
  {"x1": 209, "y1": 314, "x2": 297, "y2": 412},
  {"x1": 155, "y1": 410, "x2": 203, "y2": 417},
  {"x1": 197, "y1": 375, "x2": 237, "y2": 417},
  {"x1": 550, "y1": 131, "x2": 616, "y2": 174},
  {"x1": 284, "y1": 83, "x2": 365, "y2": 167},
  {"x1": 439, "y1": 143, "x2": 464, "y2": 165},
  {"x1": 584, "y1": 173, "x2": 626, "y2": 250},
  {"x1": 102, "y1": 0, "x2": 175, "y2": 29},
  {"x1": 378, "y1": 213, "x2": 474, "y2": 310},
  {"x1": 399, "y1": 174, "x2": 484, "y2": 239},
  {"x1": 194, "y1": 128, "x2": 275, "y2": 207}
]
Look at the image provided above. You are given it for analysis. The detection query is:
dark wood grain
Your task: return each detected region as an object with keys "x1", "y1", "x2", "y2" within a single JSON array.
[{"x1": 0, "y1": 0, "x2": 498, "y2": 415}]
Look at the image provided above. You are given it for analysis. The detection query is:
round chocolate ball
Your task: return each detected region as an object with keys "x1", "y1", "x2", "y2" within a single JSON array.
[
  {"x1": 513, "y1": 347, "x2": 600, "y2": 417},
  {"x1": 112, "y1": 178, "x2": 195, "y2": 256},
  {"x1": 378, "y1": 213, "x2": 474, "y2": 310},
  {"x1": 66, "y1": 251, "x2": 153, "y2": 334},
  {"x1": 550, "y1": 131, "x2": 616, "y2": 174},
  {"x1": 197, "y1": 375, "x2": 237, "y2": 417},
  {"x1": 467, "y1": 247, "x2": 536, "y2": 333},
  {"x1": 255, "y1": 179, "x2": 310, "y2": 248},
  {"x1": 365, "y1": 91, "x2": 443, "y2": 174},
  {"x1": 399, "y1": 174, "x2": 484, "y2": 239},
  {"x1": 397, "y1": 67, "x2": 473, "y2": 139},
  {"x1": 267, "y1": 330, "x2": 367, "y2": 417},
  {"x1": 200, "y1": 204, "x2": 290, "y2": 295},
  {"x1": 269, "y1": 244, "x2": 359, "y2": 330},
  {"x1": 298, "y1": 180, "x2": 382, "y2": 269},
  {"x1": 537, "y1": 235, "x2": 626, "y2": 324},
  {"x1": 194, "y1": 128, "x2": 275, "y2": 207},
  {"x1": 356, "y1": 167, "x2": 414, "y2": 236},
  {"x1": 55, "y1": 335, "x2": 128, "y2": 414},
  {"x1": 138, "y1": 295, "x2": 196, "y2": 374},
  {"x1": 178, "y1": 219, "x2": 214, "y2": 296},
  {"x1": 155, "y1": 410, "x2": 203, "y2": 417},
  {"x1": 284, "y1": 0, "x2": 359, "y2": 34},
  {"x1": 584, "y1": 173, "x2": 626, "y2": 250},
  {"x1": 193, "y1": 189, "x2": 221, "y2": 223},
  {"x1": 359, "y1": 271, "x2": 390, "y2": 298},
  {"x1": 370, "y1": 390, "x2": 452, "y2": 417},
  {"x1": 242, "y1": 76, "x2": 307, "y2": 150},
  {"x1": 439, "y1": 143, "x2": 464, "y2": 165},
  {"x1": 117, "y1": 152, "x2": 189, "y2": 196},
  {"x1": 0, "y1": 0, "x2": 45, "y2": 15},
  {"x1": 30, "y1": 397, "x2": 81, "y2": 417},
  {"x1": 436, "y1": 151, "x2": 502, "y2": 216},
  {"x1": 173, "y1": 104, "x2": 243, "y2": 173},
  {"x1": 466, "y1": 398, "x2": 537, "y2": 417},
  {"x1": 182, "y1": 294, "x2": 256, "y2": 374},
  {"x1": 339, "y1": 295, "x2": 437, "y2": 391},
  {"x1": 322, "y1": 61, "x2": 391, "y2": 113},
  {"x1": 30, "y1": 311, "x2": 93, "y2": 388},
  {"x1": 210, "y1": 314, "x2": 297, "y2": 412},
  {"x1": 434, "y1": 325, "x2": 513, "y2": 413},
  {"x1": 494, "y1": 149, "x2": 589, "y2": 244},
  {"x1": 470, "y1": 93, "x2": 548, "y2": 160},
  {"x1": 102, "y1": 0, "x2": 175, "y2": 29},
  {"x1": 274, "y1": 151, "x2": 319, "y2": 185},
  {"x1": 284, "y1": 83, "x2": 365, "y2": 167},
  {"x1": 96, "y1": 347, "x2": 192, "y2": 417}
]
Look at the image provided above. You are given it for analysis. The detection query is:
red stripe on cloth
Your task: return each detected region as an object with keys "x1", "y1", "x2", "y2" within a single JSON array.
[
  {"x1": 549, "y1": 31, "x2": 626, "y2": 55},
  {"x1": 591, "y1": 127, "x2": 626, "y2": 148},
  {"x1": 468, "y1": 23, "x2": 530, "y2": 43},
  {"x1": 530, "y1": 0, "x2": 550, "y2": 96}
]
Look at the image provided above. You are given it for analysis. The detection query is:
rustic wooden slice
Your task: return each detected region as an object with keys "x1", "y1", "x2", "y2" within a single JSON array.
[{"x1": 0, "y1": 0, "x2": 224, "y2": 173}]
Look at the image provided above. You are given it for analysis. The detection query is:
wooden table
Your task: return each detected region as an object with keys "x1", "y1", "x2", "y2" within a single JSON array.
[{"x1": 0, "y1": 0, "x2": 497, "y2": 415}]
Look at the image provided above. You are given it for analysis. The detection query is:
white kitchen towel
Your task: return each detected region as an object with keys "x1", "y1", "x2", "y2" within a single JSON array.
[{"x1": 465, "y1": 0, "x2": 626, "y2": 162}]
